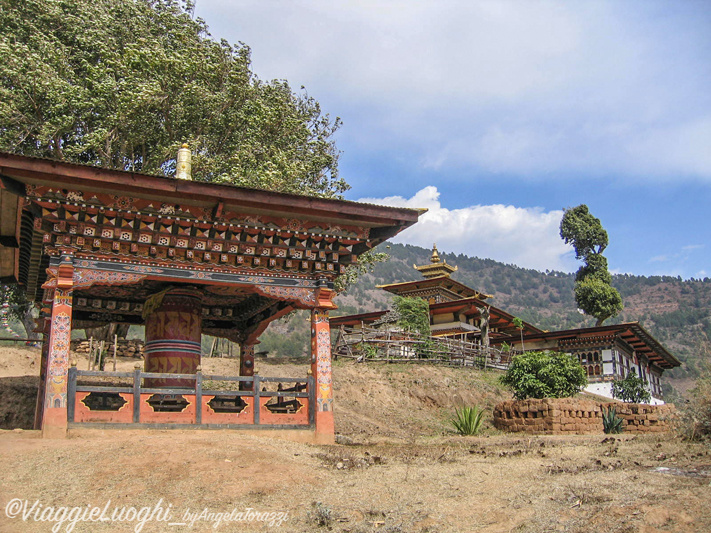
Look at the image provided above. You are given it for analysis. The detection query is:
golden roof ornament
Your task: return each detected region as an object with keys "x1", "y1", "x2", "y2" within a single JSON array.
[
  {"x1": 430, "y1": 243, "x2": 441, "y2": 263},
  {"x1": 414, "y1": 244, "x2": 457, "y2": 279},
  {"x1": 176, "y1": 143, "x2": 192, "y2": 180}
]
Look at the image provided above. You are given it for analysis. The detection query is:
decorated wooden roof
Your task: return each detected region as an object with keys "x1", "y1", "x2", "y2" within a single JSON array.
[
  {"x1": 0, "y1": 152, "x2": 420, "y2": 284},
  {"x1": 0, "y1": 152, "x2": 422, "y2": 338},
  {"x1": 428, "y1": 298, "x2": 542, "y2": 337},
  {"x1": 377, "y1": 276, "x2": 492, "y2": 302},
  {"x1": 492, "y1": 322, "x2": 681, "y2": 369}
]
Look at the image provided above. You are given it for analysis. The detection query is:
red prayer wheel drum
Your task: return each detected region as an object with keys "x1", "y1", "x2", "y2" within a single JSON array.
[{"x1": 144, "y1": 288, "x2": 202, "y2": 388}]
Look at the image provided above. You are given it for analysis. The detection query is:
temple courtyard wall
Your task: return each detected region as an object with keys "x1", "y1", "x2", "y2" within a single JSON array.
[{"x1": 493, "y1": 397, "x2": 676, "y2": 435}]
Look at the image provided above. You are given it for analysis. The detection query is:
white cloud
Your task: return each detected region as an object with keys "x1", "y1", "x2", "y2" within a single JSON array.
[
  {"x1": 359, "y1": 186, "x2": 575, "y2": 272},
  {"x1": 649, "y1": 255, "x2": 669, "y2": 264},
  {"x1": 197, "y1": 0, "x2": 711, "y2": 182}
]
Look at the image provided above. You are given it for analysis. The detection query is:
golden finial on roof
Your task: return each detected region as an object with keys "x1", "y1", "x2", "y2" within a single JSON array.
[
  {"x1": 176, "y1": 143, "x2": 192, "y2": 180},
  {"x1": 414, "y1": 244, "x2": 457, "y2": 279}
]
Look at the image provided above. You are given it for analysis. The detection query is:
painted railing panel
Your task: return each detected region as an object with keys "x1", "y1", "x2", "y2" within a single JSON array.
[{"x1": 67, "y1": 365, "x2": 315, "y2": 429}]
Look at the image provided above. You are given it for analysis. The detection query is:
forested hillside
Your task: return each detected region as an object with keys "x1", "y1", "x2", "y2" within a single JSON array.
[{"x1": 261, "y1": 242, "x2": 711, "y2": 391}]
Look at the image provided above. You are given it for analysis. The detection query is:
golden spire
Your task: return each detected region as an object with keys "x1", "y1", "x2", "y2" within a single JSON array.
[{"x1": 414, "y1": 244, "x2": 457, "y2": 279}]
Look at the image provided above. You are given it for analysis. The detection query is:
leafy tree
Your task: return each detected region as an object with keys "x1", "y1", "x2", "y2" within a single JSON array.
[
  {"x1": 393, "y1": 296, "x2": 431, "y2": 337},
  {"x1": 0, "y1": 0, "x2": 347, "y2": 198},
  {"x1": 574, "y1": 278, "x2": 624, "y2": 327},
  {"x1": 333, "y1": 251, "x2": 389, "y2": 294},
  {"x1": 611, "y1": 369, "x2": 651, "y2": 403},
  {"x1": 559, "y1": 205, "x2": 608, "y2": 259},
  {"x1": 560, "y1": 205, "x2": 622, "y2": 326},
  {"x1": 500, "y1": 351, "x2": 587, "y2": 400},
  {"x1": 0, "y1": 0, "x2": 376, "y2": 338},
  {"x1": 574, "y1": 253, "x2": 612, "y2": 284}
]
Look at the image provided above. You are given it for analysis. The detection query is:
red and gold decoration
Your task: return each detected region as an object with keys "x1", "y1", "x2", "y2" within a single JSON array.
[
  {"x1": 0, "y1": 151, "x2": 420, "y2": 441},
  {"x1": 144, "y1": 288, "x2": 203, "y2": 388}
]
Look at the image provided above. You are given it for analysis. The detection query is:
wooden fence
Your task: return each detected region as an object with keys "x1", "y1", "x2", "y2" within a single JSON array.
[
  {"x1": 333, "y1": 325, "x2": 514, "y2": 370},
  {"x1": 67, "y1": 364, "x2": 315, "y2": 429}
]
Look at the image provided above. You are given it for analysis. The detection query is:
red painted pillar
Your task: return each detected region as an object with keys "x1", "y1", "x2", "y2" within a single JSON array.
[
  {"x1": 42, "y1": 255, "x2": 74, "y2": 438},
  {"x1": 311, "y1": 308, "x2": 335, "y2": 443},
  {"x1": 144, "y1": 288, "x2": 202, "y2": 388}
]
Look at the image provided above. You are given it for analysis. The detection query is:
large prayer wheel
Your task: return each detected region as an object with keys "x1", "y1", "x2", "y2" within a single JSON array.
[{"x1": 144, "y1": 288, "x2": 202, "y2": 388}]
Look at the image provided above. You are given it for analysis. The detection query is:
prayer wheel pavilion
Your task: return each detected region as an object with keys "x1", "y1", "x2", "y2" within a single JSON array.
[{"x1": 0, "y1": 151, "x2": 421, "y2": 441}]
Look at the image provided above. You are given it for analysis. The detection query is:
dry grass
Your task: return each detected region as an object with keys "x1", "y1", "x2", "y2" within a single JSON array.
[{"x1": 1, "y1": 349, "x2": 711, "y2": 532}]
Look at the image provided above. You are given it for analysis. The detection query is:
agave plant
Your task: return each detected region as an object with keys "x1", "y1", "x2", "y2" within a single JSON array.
[
  {"x1": 602, "y1": 405, "x2": 624, "y2": 434},
  {"x1": 451, "y1": 406, "x2": 485, "y2": 436}
]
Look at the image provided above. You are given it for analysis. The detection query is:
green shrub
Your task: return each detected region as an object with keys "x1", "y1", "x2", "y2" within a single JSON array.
[
  {"x1": 356, "y1": 342, "x2": 378, "y2": 359},
  {"x1": 602, "y1": 405, "x2": 624, "y2": 434},
  {"x1": 611, "y1": 369, "x2": 651, "y2": 403},
  {"x1": 450, "y1": 406, "x2": 485, "y2": 436},
  {"x1": 500, "y1": 351, "x2": 587, "y2": 400}
]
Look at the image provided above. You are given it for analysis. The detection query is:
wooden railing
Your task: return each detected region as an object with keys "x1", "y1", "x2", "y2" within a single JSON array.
[
  {"x1": 333, "y1": 325, "x2": 514, "y2": 370},
  {"x1": 67, "y1": 364, "x2": 315, "y2": 429}
]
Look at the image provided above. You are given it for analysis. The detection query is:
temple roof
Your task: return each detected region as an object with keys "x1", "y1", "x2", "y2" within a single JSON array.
[
  {"x1": 0, "y1": 151, "x2": 422, "y2": 287},
  {"x1": 0, "y1": 151, "x2": 421, "y2": 239},
  {"x1": 0, "y1": 151, "x2": 423, "y2": 339},
  {"x1": 428, "y1": 297, "x2": 542, "y2": 337},
  {"x1": 331, "y1": 297, "x2": 542, "y2": 338},
  {"x1": 378, "y1": 276, "x2": 492, "y2": 301},
  {"x1": 413, "y1": 244, "x2": 457, "y2": 279},
  {"x1": 492, "y1": 322, "x2": 681, "y2": 369}
]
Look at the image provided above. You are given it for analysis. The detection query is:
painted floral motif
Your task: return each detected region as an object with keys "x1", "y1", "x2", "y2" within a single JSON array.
[
  {"x1": 257, "y1": 286, "x2": 316, "y2": 307},
  {"x1": 66, "y1": 191, "x2": 85, "y2": 202},
  {"x1": 113, "y1": 196, "x2": 135, "y2": 210},
  {"x1": 73, "y1": 268, "x2": 147, "y2": 289},
  {"x1": 46, "y1": 311, "x2": 71, "y2": 406},
  {"x1": 158, "y1": 203, "x2": 176, "y2": 215},
  {"x1": 315, "y1": 326, "x2": 333, "y2": 401}
]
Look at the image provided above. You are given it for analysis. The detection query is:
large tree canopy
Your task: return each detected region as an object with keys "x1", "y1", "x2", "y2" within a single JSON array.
[
  {"x1": 0, "y1": 0, "x2": 348, "y2": 197},
  {"x1": 560, "y1": 204, "x2": 622, "y2": 326},
  {"x1": 559, "y1": 204, "x2": 608, "y2": 260}
]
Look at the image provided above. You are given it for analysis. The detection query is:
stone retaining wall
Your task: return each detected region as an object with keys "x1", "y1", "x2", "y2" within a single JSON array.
[{"x1": 493, "y1": 398, "x2": 675, "y2": 435}]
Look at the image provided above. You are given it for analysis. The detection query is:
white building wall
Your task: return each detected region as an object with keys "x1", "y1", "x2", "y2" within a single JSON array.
[{"x1": 584, "y1": 382, "x2": 665, "y2": 405}]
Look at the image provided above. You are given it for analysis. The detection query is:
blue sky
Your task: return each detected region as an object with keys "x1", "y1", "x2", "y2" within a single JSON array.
[{"x1": 195, "y1": 1, "x2": 711, "y2": 279}]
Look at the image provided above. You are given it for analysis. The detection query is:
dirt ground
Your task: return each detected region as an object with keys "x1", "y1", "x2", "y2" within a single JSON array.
[{"x1": 1, "y1": 345, "x2": 710, "y2": 533}]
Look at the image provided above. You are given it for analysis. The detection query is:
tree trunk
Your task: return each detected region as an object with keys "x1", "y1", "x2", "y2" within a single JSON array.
[{"x1": 20, "y1": 305, "x2": 40, "y2": 341}]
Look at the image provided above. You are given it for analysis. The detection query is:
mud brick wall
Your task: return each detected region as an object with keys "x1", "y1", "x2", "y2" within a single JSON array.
[
  {"x1": 494, "y1": 398, "x2": 602, "y2": 435},
  {"x1": 613, "y1": 403, "x2": 676, "y2": 433},
  {"x1": 493, "y1": 398, "x2": 675, "y2": 435}
]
